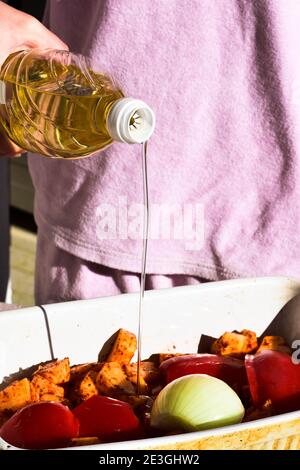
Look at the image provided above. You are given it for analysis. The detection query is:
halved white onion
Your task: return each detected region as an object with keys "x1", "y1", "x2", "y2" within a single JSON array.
[{"x1": 150, "y1": 374, "x2": 245, "y2": 432}]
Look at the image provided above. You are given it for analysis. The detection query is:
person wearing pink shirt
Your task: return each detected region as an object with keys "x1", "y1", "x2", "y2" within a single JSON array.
[{"x1": 3, "y1": 1, "x2": 300, "y2": 304}]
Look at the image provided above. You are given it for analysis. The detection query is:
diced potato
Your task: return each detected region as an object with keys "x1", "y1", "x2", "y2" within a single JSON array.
[
  {"x1": 0, "y1": 379, "x2": 32, "y2": 412},
  {"x1": 96, "y1": 362, "x2": 135, "y2": 397},
  {"x1": 124, "y1": 362, "x2": 161, "y2": 385},
  {"x1": 68, "y1": 365, "x2": 102, "y2": 405},
  {"x1": 38, "y1": 394, "x2": 65, "y2": 403},
  {"x1": 123, "y1": 362, "x2": 161, "y2": 394},
  {"x1": 211, "y1": 329, "x2": 258, "y2": 358},
  {"x1": 257, "y1": 336, "x2": 291, "y2": 354},
  {"x1": 70, "y1": 363, "x2": 98, "y2": 382},
  {"x1": 105, "y1": 329, "x2": 137, "y2": 364},
  {"x1": 123, "y1": 366, "x2": 148, "y2": 394},
  {"x1": 78, "y1": 371, "x2": 98, "y2": 401},
  {"x1": 32, "y1": 358, "x2": 70, "y2": 384},
  {"x1": 30, "y1": 383, "x2": 40, "y2": 402},
  {"x1": 31, "y1": 375, "x2": 65, "y2": 399}
]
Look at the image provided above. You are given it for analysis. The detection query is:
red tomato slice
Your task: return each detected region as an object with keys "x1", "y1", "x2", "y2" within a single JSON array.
[
  {"x1": 0, "y1": 401, "x2": 79, "y2": 449},
  {"x1": 73, "y1": 395, "x2": 143, "y2": 442},
  {"x1": 245, "y1": 350, "x2": 300, "y2": 414},
  {"x1": 160, "y1": 354, "x2": 247, "y2": 393}
]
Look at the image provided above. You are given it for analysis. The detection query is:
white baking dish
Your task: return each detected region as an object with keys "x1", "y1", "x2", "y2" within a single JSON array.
[{"x1": 1, "y1": 276, "x2": 300, "y2": 450}]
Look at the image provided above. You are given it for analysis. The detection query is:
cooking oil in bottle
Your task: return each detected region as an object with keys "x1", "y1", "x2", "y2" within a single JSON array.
[{"x1": 0, "y1": 49, "x2": 155, "y2": 158}]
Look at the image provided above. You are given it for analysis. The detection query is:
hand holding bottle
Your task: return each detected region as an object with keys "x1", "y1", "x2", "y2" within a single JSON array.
[
  {"x1": 0, "y1": 1, "x2": 68, "y2": 157},
  {"x1": 0, "y1": 48, "x2": 155, "y2": 159}
]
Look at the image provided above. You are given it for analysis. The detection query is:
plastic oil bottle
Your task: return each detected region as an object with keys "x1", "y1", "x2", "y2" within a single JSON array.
[{"x1": 0, "y1": 49, "x2": 155, "y2": 158}]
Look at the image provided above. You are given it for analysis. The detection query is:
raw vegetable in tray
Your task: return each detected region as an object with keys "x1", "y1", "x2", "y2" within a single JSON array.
[{"x1": 0, "y1": 328, "x2": 299, "y2": 449}]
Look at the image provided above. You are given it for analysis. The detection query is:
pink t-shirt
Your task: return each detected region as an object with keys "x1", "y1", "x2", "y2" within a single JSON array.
[{"x1": 29, "y1": 0, "x2": 300, "y2": 280}]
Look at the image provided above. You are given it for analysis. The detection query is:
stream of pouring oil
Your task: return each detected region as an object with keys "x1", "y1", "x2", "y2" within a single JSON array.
[{"x1": 136, "y1": 141, "x2": 149, "y2": 394}]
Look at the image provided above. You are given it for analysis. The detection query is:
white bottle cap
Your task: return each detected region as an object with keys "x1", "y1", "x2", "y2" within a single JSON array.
[{"x1": 107, "y1": 97, "x2": 155, "y2": 144}]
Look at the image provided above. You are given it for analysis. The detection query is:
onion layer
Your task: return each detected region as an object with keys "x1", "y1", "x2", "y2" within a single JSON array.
[{"x1": 150, "y1": 374, "x2": 245, "y2": 432}]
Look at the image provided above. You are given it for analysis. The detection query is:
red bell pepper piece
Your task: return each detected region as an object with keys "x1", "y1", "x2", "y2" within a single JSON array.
[
  {"x1": 73, "y1": 395, "x2": 143, "y2": 442},
  {"x1": 160, "y1": 354, "x2": 247, "y2": 393},
  {"x1": 0, "y1": 402, "x2": 79, "y2": 449},
  {"x1": 245, "y1": 350, "x2": 300, "y2": 414}
]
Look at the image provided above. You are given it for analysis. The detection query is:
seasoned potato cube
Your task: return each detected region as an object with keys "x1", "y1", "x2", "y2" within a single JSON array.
[
  {"x1": 104, "y1": 329, "x2": 137, "y2": 364},
  {"x1": 70, "y1": 363, "x2": 98, "y2": 382},
  {"x1": 127, "y1": 362, "x2": 161, "y2": 384},
  {"x1": 38, "y1": 394, "x2": 65, "y2": 403},
  {"x1": 68, "y1": 365, "x2": 102, "y2": 405},
  {"x1": 32, "y1": 358, "x2": 70, "y2": 384},
  {"x1": 211, "y1": 329, "x2": 258, "y2": 358},
  {"x1": 30, "y1": 375, "x2": 64, "y2": 399},
  {"x1": 96, "y1": 362, "x2": 135, "y2": 397},
  {"x1": 124, "y1": 362, "x2": 160, "y2": 393},
  {"x1": 0, "y1": 378, "x2": 31, "y2": 412},
  {"x1": 78, "y1": 371, "x2": 98, "y2": 401},
  {"x1": 30, "y1": 383, "x2": 40, "y2": 402},
  {"x1": 123, "y1": 365, "x2": 148, "y2": 394},
  {"x1": 257, "y1": 336, "x2": 291, "y2": 354}
]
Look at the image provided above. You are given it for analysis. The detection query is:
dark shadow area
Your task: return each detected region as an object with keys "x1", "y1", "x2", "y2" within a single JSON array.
[
  {"x1": 0, "y1": 158, "x2": 9, "y2": 301},
  {"x1": 7, "y1": 0, "x2": 46, "y2": 21},
  {"x1": 10, "y1": 207, "x2": 37, "y2": 233},
  {"x1": 198, "y1": 334, "x2": 216, "y2": 353},
  {"x1": 261, "y1": 293, "x2": 300, "y2": 344}
]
